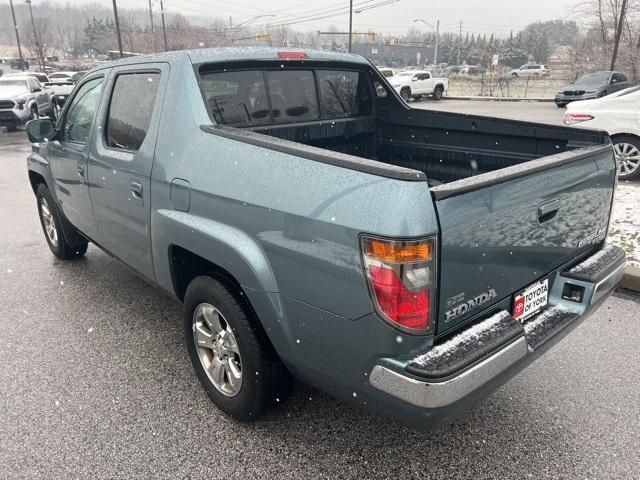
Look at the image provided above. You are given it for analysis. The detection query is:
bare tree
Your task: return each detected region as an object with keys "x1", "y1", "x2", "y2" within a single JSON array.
[{"x1": 23, "y1": 17, "x2": 51, "y2": 66}]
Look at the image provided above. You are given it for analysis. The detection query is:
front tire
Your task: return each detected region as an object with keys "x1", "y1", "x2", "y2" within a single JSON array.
[
  {"x1": 612, "y1": 135, "x2": 640, "y2": 180},
  {"x1": 30, "y1": 105, "x2": 38, "y2": 121},
  {"x1": 556, "y1": 103, "x2": 566, "y2": 108},
  {"x1": 36, "y1": 184, "x2": 88, "y2": 259},
  {"x1": 184, "y1": 275, "x2": 291, "y2": 422}
]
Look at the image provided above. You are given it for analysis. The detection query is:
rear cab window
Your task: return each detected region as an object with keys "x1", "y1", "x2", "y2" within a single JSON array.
[
  {"x1": 105, "y1": 72, "x2": 160, "y2": 151},
  {"x1": 198, "y1": 64, "x2": 373, "y2": 127}
]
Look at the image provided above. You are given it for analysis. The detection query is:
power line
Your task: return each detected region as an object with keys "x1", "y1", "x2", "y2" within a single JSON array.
[{"x1": 253, "y1": 0, "x2": 396, "y2": 29}]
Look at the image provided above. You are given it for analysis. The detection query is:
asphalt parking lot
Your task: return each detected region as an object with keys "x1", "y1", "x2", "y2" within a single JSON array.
[
  {"x1": 412, "y1": 98, "x2": 565, "y2": 124},
  {"x1": 1, "y1": 113, "x2": 639, "y2": 478}
]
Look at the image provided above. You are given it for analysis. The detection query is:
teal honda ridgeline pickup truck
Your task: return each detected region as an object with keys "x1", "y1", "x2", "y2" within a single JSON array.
[{"x1": 25, "y1": 48, "x2": 626, "y2": 428}]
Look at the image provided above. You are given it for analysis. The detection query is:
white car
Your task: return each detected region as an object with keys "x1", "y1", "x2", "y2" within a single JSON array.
[
  {"x1": 564, "y1": 86, "x2": 640, "y2": 180},
  {"x1": 390, "y1": 70, "x2": 448, "y2": 102},
  {"x1": 511, "y1": 64, "x2": 550, "y2": 78}
]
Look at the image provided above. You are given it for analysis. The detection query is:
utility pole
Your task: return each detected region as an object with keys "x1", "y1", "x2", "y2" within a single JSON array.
[
  {"x1": 148, "y1": 0, "x2": 155, "y2": 52},
  {"x1": 25, "y1": 0, "x2": 44, "y2": 71},
  {"x1": 160, "y1": 0, "x2": 168, "y2": 51},
  {"x1": 434, "y1": 19, "x2": 440, "y2": 66},
  {"x1": 111, "y1": 0, "x2": 124, "y2": 58},
  {"x1": 610, "y1": 0, "x2": 628, "y2": 70},
  {"x1": 9, "y1": 0, "x2": 25, "y2": 70},
  {"x1": 348, "y1": 0, "x2": 353, "y2": 53},
  {"x1": 457, "y1": 20, "x2": 462, "y2": 65}
]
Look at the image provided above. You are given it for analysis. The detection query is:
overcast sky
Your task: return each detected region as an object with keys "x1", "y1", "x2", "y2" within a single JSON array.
[{"x1": 48, "y1": 0, "x2": 581, "y2": 36}]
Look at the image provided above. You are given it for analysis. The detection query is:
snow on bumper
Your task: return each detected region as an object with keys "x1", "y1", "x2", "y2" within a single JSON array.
[{"x1": 369, "y1": 245, "x2": 626, "y2": 410}]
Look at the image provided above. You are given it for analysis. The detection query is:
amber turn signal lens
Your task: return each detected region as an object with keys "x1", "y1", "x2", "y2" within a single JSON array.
[{"x1": 363, "y1": 238, "x2": 432, "y2": 263}]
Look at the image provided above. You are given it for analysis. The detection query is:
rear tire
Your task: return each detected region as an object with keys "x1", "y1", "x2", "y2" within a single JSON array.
[
  {"x1": 556, "y1": 103, "x2": 566, "y2": 108},
  {"x1": 36, "y1": 183, "x2": 88, "y2": 259},
  {"x1": 433, "y1": 86, "x2": 444, "y2": 100},
  {"x1": 400, "y1": 88, "x2": 411, "y2": 102},
  {"x1": 184, "y1": 275, "x2": 292, "y2": 422},
  {"x1": 612, "y1": 135, "x2": 640, "y2": 180}
]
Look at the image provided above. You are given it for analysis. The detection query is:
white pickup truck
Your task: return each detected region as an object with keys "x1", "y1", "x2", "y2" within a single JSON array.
[{"x1": 391, "y1": 70, "x2": 448, "y2": 101}]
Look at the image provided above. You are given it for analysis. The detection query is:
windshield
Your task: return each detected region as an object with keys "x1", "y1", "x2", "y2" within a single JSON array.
[
  {"x1": 574, "y1": 72, "x2": 610, "y2": 86},
  {"x1": 49, "y1": 73, "x2": 71, "y2": 80},
  {"x1": 71, "y1": 72, "x2": 86, "y2": 82},
  {"x1": 0, "y1": 80, "x2": 29, "y2": 95}
]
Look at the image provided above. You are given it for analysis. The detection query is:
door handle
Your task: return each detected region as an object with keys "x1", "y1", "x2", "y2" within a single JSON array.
[
  {"x1": 130, "y1": 181, "x2": 143, "y2": 198},
  {"x1": 76, "y1": 165, "x2": 84, "y2": 177},
  {"x1": 538, "y1": 198, "x2": 560, "y2": 223}
]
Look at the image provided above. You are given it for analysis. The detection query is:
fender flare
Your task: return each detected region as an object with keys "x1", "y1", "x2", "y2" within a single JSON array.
[{"x1": 153, "y1": 209, "x2": 278, "y2": 295}]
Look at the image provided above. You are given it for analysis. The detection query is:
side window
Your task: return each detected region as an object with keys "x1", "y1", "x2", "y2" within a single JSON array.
[
  {"x1": 266, "y1": 70, "x2": 319, "y2": 123},
  {"x1": 612, "y1": 73, "x2": 627, "y2": 83},
  {"x1": 105, "y1": 72, "x2": 160, "y2": 151},
  {"x1": 62, "y1": 77, "x2": 103, "y2": 144},
  {"x1": 317, "y1": 70, "x2": 372, "y2": 118},
  {"x1": 424, "y1": 73, "x2": 431, "y2": 79}
]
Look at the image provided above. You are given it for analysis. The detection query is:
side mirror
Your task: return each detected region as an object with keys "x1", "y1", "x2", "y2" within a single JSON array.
[
  {"x1": 412, "y1": 77, "x2": 419, "y2": 82},
  {"x1": 32, "y1": 87, "x2": 41, "y2": 92},
  {"x1": 26, "y1": 118, "x2": 55, "y2": 143}
]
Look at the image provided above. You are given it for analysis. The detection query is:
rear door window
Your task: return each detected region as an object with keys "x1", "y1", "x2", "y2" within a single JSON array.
[
  {"x1": 201, "y1": 70, "x2": 271, "y2": 126},
  {"x1": 105, "y1": 72, "x2": 160, "y2": 151},
  {"x1": 316, "y1": 70, "x2": 371, "y2": 118},
  {"x1": 266, "y1": 70, "x2": 319, "y2": 123}
]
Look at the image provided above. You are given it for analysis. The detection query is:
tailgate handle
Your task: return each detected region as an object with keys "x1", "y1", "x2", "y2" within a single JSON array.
[{"x1": 538, "y1": 198, "x2": 560, "y2": 223}]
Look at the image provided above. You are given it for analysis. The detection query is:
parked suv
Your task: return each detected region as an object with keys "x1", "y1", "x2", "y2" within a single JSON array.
[
  {"x1": 9, "y1": 58, "x2": 30, "y2": 70},
  {"x1": 510, "y1": 64, "x2": 550, "y2": 77}
]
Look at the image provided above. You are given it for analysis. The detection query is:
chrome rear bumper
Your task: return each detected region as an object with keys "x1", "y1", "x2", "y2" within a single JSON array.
[{"x1": 369, "y1": 245, "x2": 626, "y2": 410}]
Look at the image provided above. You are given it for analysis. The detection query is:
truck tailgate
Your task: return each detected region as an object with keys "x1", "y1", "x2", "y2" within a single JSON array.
[{"x1": 430, "y1": 145, "x2": 616, "y2": 335}]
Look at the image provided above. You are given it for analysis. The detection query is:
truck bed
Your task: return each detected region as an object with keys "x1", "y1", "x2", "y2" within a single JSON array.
[{"x1": 246, "y1": 106, "x2": 608, "y2": 186}]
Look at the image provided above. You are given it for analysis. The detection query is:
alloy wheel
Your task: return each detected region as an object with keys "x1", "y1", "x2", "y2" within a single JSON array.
[
  {"x1": 193, "y1": 303, "x2": 242, "y2": 397},
  {"x1": 39, "y1": 197, "x2": 58, "y2": 247},
  {"x1": 614, "y1": 142, "x2": 640, "y2": 177}
]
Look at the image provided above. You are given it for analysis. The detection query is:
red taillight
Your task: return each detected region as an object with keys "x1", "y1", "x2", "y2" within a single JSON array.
[
  {"x1": 564, "y1": 113, "x2": 594, "y2": 125},
  {"x1": 361, "y1": 236, "x2": 436, "y2": 333},
  {"x1": 277, "y1": 51, "x2": 308, "y2": 60},
  {"x1": 369, "y1": 266, "x2": 430, "y2": 329}
]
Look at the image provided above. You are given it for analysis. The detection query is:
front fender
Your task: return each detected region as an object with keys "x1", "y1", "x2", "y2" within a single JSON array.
[
  {"x1": 27, "y1": 146, "x2": 56, "y2": 199},
  {"x1": 152, "y1": 209, "x2": 278, "y2": 296}
]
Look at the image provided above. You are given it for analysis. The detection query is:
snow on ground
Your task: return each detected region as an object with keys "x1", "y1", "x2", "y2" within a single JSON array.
[{"x1": 609, "y1": 182, "x2": 640, "y2": 268}]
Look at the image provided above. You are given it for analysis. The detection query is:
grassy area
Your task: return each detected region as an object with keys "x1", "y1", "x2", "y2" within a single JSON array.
[{"x1": 447, "y1": 77, "x2": 568, "y2": 99}]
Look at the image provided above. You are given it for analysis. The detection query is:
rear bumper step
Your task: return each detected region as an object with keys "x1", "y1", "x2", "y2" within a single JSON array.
[
  {"x1": 369, "y1": 244, "x2": 626, "y2": 410},
  {"x1": 563, "y1": 243, "x2": 626, "y2": 283}
]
